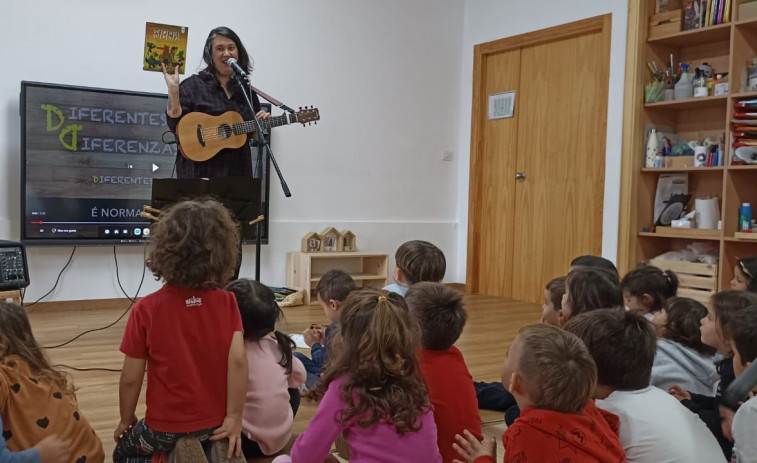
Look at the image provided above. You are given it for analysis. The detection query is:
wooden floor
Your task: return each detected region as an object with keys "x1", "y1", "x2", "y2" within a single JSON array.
[{"x1": 26, "y1": 293, "x2": 539, "y2": 462}]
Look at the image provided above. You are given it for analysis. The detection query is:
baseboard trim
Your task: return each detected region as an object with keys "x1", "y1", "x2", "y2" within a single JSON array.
[{"x1": 24, "y1": 297, "x2": 134, "y2": 314}]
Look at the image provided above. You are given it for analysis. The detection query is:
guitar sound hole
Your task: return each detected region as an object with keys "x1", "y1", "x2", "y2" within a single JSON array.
[{"x1": 217, "y1": 124, "x2": 232, "y2": 139}]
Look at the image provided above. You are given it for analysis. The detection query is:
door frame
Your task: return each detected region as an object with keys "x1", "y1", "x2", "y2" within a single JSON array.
[{"x1": 466, "y1": 14, "x2": 612, "y2": 294}]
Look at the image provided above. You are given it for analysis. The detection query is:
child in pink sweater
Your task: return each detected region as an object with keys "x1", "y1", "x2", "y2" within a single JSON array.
[
  {"x1": 226, "y1": 279, "x2": 306, "y2": 458},
  {"x1": 273, "y1": 289, "x2": 441, "y2": 463}
]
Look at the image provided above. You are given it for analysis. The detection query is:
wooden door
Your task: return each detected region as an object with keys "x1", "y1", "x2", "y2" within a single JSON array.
[{"x1": 467, "y1": 16, "x2": 611, "y2": 303}]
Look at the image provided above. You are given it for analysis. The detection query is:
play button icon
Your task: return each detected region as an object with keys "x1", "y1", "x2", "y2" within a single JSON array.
[{"x1": 152, "y1": 163, "x2": 159, "y2": 172}]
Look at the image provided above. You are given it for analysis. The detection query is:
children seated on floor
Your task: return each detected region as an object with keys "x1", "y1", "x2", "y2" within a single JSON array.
[
  {"x1": 649, "y1": 297, "x2": 719, "y2": 395},
  {"x1": 225, "y1": 279, "x2": 306, "y2": 458},
  {"x1": 731, "y1": 257, "x2": 757, "y2": 293},
  {"x1": 559, "y1": 266, "x2": 623, "y2": 326},
  {"x1": 668, "y1": 290, "x2": 757, "y2": 461},
  {"x1": 453, "y1": 324, "x2": 625, "y2": 463},
  {"x1": 474, "y1": 276, "x2": 565, "y2": 413},
  {"x1": 113, "y1": 199, "x2": 247, "y2": 462},
  {"x1": 272, "y1": 289, "x2": 441, "y2": 463},
  {"x1": 295, "y1": 269, "x2": 356, "y2": 390},
  {"x1": 569, "y1": 254, "x2": 620, "y2": 278},
  {"x1": 724, "y1": 304, "x2": 757, "y2": 462},
  {"x1": 621, "y1": 263, "x2": 678, "y2": 319},
  {"x1": 383, "y1": 240, "x2": 446, "y2": 296},
  {"x1": 0, "y1": 302, "x2": 104, "y2": 462},
  {"x1": 405, "y1": 282, "x2": 481, "y2": 463},
  {"x1": 565, "y1": 309, "x2": 725, "y2": 463}
]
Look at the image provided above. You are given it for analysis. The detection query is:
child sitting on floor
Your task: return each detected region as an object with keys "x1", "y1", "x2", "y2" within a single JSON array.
[
  {"x1": 724, "y1": 304, "x2": 757, "y2": 462},
  {"x1": 383, "y1": 240, "x2": 446, "y2": 296},
  {"x1": 225, "y1": 279, "x2": 306, "y2": 458},
  {"x1": 621, "y1": 264, "x2": 678, "y2": 319},
  {"x1": 295, "y1": 269, "x2": 356, "y2": 390},
  {"x1": 559, "y1": 266, "x2": 623, "y2": 327},
  {"x1": 273, "y1": 289, "x2": 441, "y2": 463},
  {"x1": 405, "y1": 282, "x2": 481, "y2": 463},
  {"x1": 649, "y1": 297, "x2": 719, "y2": 395},
  {"x1": 731, "y1": 257, "x2": 757, "y2": 293},
  {"x1": 453, "y1": 324, "x2": 625, "y2": 463},
  {"x1": 474, "y1": 276, "x2": 565, "y2": 414},
  {"x1": 0, "y1": 302, "x2": 103, "y2": 463},
  {"x1": 566, "y1": 309, "x2": 725, "y2": 463},
  {"x1": 669, "y1": 290, "x2": 757, "y2": 461},
  {"x1": 113, "y1": 199, "x2": 247, "y2": 462}
]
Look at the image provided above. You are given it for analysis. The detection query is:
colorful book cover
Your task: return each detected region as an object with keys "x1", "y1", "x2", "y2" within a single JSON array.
[{"x1": 143, "y1": 22, "x2": 188, "y2": 74}]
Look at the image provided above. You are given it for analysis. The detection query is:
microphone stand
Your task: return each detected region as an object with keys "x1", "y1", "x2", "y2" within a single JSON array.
[
  {"x1": 231, "y1": 73, "x2": 291, "y2": 198},
  {"x1": 230, "y1": 72, "x2": 292, "y2": 282}
]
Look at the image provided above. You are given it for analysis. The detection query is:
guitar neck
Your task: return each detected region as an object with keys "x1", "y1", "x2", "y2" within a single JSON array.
[{"x1": 236, "y1": 113, "x2": 298, "y2": 136}]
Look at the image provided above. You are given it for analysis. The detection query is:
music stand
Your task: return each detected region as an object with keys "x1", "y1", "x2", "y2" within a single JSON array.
[{"x1": 151, "y1": 177, "x2": 263, "y2": 280}]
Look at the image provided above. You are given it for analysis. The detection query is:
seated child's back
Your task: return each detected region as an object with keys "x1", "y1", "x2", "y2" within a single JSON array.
[
  {"x1": 226, "y1": 279, "x2": 306, "y2": 457},
  {"x1": 650, "y1": 297, "x2": 719, "y2": 395},
  {"x1": 565, "y1": 309, "x2": 725, "y2": 463},
  {"x1": 384, "y1": 240, "x2": 446, "y2": 296},
  {"x1": 455, "y1": 323, "x2": 624, "y2": 463},
  {"x1": 274, "y1": 289, "x2": 441, "y2": 463},
  {"x1": 405, "y1": 283, "x2": 481, "y2": 463},
  {"x1": 0, "y1": 302, "x2": 104, "y2": 462}
]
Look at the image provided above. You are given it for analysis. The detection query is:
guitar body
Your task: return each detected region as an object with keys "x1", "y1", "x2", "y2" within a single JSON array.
[{"x1": 176, "y1": 111, "x2": 247, "y2": 162}]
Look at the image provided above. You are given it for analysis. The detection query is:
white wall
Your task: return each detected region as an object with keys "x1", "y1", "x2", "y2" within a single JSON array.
[
  {"x1": 0, "y1": 0, "x2": 464, "y2": 301},
  {"x1": 454, "y1": 0, "x2": 629, "y2": 280}
]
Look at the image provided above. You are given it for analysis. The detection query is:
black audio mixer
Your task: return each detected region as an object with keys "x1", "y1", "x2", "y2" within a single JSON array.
[{"x1": 0, "y1": 241, "x2": 30, "y2": 291}]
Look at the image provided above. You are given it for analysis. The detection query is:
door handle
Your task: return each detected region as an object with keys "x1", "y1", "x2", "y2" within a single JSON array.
[{"x1": 515, "y1": 172, "x2": 526, "y2": 180}]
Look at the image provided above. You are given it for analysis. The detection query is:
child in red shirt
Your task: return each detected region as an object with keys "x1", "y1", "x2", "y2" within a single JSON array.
[
  {"x1": 453, "y1": 324, "x2": 625, "y2": 463},
  {"x1": 405, "y1": 282, "x2": 482, "y2": 463},
  {"x1": 113, "y1": 199, "x2": 248, "y2": 462}
]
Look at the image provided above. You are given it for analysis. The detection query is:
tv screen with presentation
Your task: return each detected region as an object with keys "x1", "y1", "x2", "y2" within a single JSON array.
[{"x1": 20, "y1": 81, "x2": 270, "y2": 246}]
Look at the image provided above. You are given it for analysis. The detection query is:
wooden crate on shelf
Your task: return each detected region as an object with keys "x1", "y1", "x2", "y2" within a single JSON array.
[
  {"x1": 286, "y1": 251, "x2": 388, "y2": 305},
  {"x1": 648, "y1": 259, "x2": 717, "y2": 304},
  {"x1": 648, "y1": 9, "x2": 682, "y2": 39}
]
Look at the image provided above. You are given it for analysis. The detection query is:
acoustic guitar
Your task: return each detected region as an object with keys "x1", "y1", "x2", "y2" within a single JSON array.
[{"x1": 176, "y1": 107, "x2": 320, "y2": 162}]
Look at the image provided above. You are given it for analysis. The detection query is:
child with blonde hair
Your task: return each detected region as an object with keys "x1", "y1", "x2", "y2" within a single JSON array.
[
  {"x1": 454, "y1": 324, "x2": 624, "y2": 463},
  {"x1": 273, "y1": 289, "x2": 441, "y2": 462},
  {"x1": 0, "y1": 302, "x2": 103, "y2": 462},
  {"x1": 113, "y1": 199, "x2": 247, "y2": 462}
]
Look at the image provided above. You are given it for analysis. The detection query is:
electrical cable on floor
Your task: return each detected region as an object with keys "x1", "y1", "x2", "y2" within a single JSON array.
[
  {"x1": 22, "y1": 247, "x2": 77, "y2": 307},
  {"x1": 43, "y1": 246, "x2": 146, "y2": 351},
  {"x1": 53, "y1": 364, "x2": 122, "y2": 373}
]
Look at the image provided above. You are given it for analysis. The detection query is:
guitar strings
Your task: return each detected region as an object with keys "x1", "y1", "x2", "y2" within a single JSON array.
[{"x1": 199, "y1": 116, "x2": 286, "y2": 141}]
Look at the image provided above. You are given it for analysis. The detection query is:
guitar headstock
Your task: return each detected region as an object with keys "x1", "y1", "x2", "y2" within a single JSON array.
[{"x1": 296, "y1": 106, "x2": 320, "y2": 125}]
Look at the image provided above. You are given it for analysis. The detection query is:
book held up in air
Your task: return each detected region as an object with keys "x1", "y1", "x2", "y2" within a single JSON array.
[{"x1": 143, "y1": 22, "x2": 188, "y2": 74}]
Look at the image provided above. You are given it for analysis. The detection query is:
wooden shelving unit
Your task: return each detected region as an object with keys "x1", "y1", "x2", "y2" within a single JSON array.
[
  {"x1": 621, "y1": 0, "x2": 757, "y2": 292},
  {"x1": 286, "y1": 252, "x2": 388, "y2": 305}
]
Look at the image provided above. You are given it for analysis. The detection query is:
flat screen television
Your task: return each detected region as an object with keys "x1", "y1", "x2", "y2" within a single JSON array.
[{"x1": 20, "y1": 81, "x2": 270, "y2": 246}]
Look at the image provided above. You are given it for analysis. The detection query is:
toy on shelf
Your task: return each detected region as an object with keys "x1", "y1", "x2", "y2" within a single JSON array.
[{"x1": 300, "y1": 228, "x2": 358, "y2": 252}]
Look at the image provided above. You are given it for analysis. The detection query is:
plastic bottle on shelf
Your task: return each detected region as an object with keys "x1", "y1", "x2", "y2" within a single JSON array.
[
  {"x1": 645, "y1": 129, "x2": 658, "y2": 168},
  {"x1": 674, "y1": 64, "x2": 694, "y2": 100},
  {"x1": 739, "y1": 203, "x2": 753, "y2": 231},
  {"x1": 693, "y1": 68, "x2": 708, "y2": 97}
]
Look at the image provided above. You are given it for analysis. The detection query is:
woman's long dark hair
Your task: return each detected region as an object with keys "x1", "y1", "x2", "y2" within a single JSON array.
[
  {"x1": 225, "y1": 279, "x2": 294, "y2": 373},
  {"x1": 202, "y1": 26, "x2": 253, "y2": 75}
]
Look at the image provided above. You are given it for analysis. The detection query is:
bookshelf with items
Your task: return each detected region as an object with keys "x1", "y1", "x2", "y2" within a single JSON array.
[{"x1": 623, "y1": 0, "x2": 757, "y2": 299}]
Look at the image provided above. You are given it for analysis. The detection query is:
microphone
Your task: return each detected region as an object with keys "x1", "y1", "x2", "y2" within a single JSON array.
[
  {"x1": 226, "y1": 58, "x2": 247, "y2": 78},
  {"x1": 723, "y1": 357, "x2": 757, "y2": 411}
]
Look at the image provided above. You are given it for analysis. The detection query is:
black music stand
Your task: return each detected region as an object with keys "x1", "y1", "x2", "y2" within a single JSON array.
[{"x1": 151, "y1": 177, "x2": 263, "y2": 280}]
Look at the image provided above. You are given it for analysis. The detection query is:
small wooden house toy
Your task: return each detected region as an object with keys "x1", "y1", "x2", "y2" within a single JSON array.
[
  {"x1": 301, "y1": 232, "x2": 323, "y2": 253},
  {"x1": 320, "y1": 227, "x2": 343, "y2": 252},
  {"x1": 341, "y1": 229, "x2": 356, "y2": 252}
]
